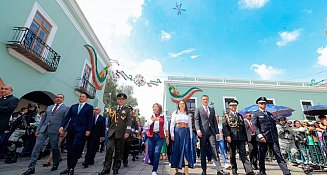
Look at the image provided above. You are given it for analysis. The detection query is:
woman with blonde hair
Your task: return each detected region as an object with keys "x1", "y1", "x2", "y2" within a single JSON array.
[{"x1": 145, "y1": 103, "x2": 169, "y2": 175}]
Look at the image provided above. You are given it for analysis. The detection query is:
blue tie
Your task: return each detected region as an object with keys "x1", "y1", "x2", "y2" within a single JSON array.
[{"x1": 78, "y1": 104, "x2": 82, "y2": 114}]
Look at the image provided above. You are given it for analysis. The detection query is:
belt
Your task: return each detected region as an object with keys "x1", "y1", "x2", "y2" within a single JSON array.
[{"x1": 176, "y1": 122, "x2": 188, "y2": 128}]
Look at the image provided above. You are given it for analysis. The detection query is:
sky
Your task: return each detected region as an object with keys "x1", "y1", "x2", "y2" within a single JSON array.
[{"x1": 76, "y1": 0, "x2": 327, "y2": 117}]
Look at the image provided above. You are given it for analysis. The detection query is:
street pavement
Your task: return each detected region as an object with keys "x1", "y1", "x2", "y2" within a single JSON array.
[{"x1": 0, "y1": 151, "x2": 326, "y2": 175}]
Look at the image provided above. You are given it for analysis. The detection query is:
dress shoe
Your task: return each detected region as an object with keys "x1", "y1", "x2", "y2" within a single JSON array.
[
  {"x1": 60, "y1": 168, "x2": 69, "y2": 174},
  {"x1": 68, "y1": 168, "x2": 74, "y2": 175},
  {"x1": 98, "y1": 170, "x2": 110, "y2": 175},
  {"x1": 246, "y1": 172, "x2": 255, "y2": 175},
  {"x1": 113, "y1": 170, "x2": 119, "y2": 174},
  {"x1": 232, "y1": 169, "x2": 238, "y2": 175},
  {"x1": 259, "y1": 172, "x2": 267, "y2": 175},
  {"x1": 201, "y1": 170, "x2": 207, "y2": 175},
  {"x1": 50, "y1": 165, "x2": 58, "y2": 171},
  {"x1": 43, "y1": 162, "x2": 50, "y2": 167},
  {"x1": 82, "y1": 162, "x2": 88, "y2": 168},
  {"x1": 22, "y1": 168, "x2": 35, "y2": 175},
  {"x1": 123, "y1": 163, "x2": 128, "y2": 167},
  {"x1": 217, "y1": 170, "x2": 230, "y2": 175}
]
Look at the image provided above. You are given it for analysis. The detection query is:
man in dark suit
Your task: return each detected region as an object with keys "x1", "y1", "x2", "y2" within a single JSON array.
[
  {"x1": 195, "y1": 95, "x2": 229, "y2": 175},
  {"x1": 251, "y1": 97, "x2": 291, "y2": 175},
  {"x1": 22, "y1": 94, "x2": 69, "y2": 175},
  {"x1": 0, "y1": 84, "x2": 19, "y2": 134},
  {"x1": 59, "y1": 92, "x2": 93, "y2": 175},
  {"x1": 99, "y1": 93, "x2": 132, "y2": 175},
  {"x1": 222, "y1": 100, "x2": 254, "y2": 175},
  {"x1": 244, "y1": 112, "x2": 258, "y2": 170},
  {"x1": 82, "y1": 107, "x2": 105, "y2": 168}
]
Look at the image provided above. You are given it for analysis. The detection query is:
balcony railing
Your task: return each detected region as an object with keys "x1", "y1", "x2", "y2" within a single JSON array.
[
  {"x1": 75, "y1": 78, "x2": 96, "y2": 99},
  {"x1": 6, "y1": 27, "x2": 60, "y2": 72}
]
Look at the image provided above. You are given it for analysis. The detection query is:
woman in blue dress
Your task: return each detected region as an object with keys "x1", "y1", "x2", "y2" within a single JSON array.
[{"x1": 170, "y1": 100, "x2": 194, "y2": 175}]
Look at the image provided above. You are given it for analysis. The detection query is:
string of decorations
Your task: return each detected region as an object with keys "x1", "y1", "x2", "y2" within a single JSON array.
[{"x1": 115, "y1": 70, "x2": 162, "y2": 87}]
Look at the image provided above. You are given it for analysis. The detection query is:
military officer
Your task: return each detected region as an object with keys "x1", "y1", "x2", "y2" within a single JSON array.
[
  {"x1": 99, "y1": 93, "x2": 132, "y2": 175},
  {"x1": 222, "y1": 100, "x2": 254, "y2": 175},
  {"x1": 251, "y1": 97, "x2": 291, "y2": 175}
]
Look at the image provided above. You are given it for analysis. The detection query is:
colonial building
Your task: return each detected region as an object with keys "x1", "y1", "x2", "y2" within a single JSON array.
[
  {"x1": 164, "y1": 76, "x2": 327, "y2": 120},
  {"x1": 0, "y1": 0, "x2": 110, "y2": 110}
]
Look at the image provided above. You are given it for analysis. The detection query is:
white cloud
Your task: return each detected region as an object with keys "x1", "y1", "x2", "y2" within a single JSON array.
[
  {"x1": 77, "y1": 0, "x2": 167, "y2": 117},
  {"x1": 239, "y1": 0, "x2": 269, "y2": 9},
  {"x1": 160, "y1": 30, "x2": 172, "y2": 41},
  {"x1": 317, "y1": 46, "x2": 327, "y2": 67},
  {"x1": 168, "y1": 48, "x2": 195, "y2": 58},
  {"x1": 190, "y1": 55, "x2": 199, "y2": 59},
  {"x1": 250, "y1": 64, "x2": 282, "y2": 80},
  {"x1": 276, "y1": 29, "x2": 301, "y2": 47}
]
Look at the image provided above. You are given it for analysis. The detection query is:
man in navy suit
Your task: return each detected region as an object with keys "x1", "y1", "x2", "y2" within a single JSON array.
[
  {"x1": 22, "y1": 94, "x2": 69, "y2": 175},
  {"x1": 252, "y1": 97, "x2": 290, "y2": 175},
  {"x1": 59, "y1": 92, "x2": 93, "y2": 175},
  {"x1": 195, "y1": 95, "x2": 229, "y2": 175},
  {"x1": 82, "y1": 106, "x2": 105, "y2": 168}
]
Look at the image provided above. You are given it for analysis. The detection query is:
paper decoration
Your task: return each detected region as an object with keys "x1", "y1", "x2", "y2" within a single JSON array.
[
  {"x1": 85, "y1": 45, "x2": 110, "y2": 90},
  {"x1": 168, "y1": 83, "x2": 202, "y2": 103},
  {"x1": 173, "y1": 3, "x2": 186, "y2": 15}
]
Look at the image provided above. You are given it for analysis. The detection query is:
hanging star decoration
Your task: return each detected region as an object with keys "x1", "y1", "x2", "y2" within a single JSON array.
[
  {"x1": 115, "y1": 70, "x2": 162, "y2": 87},
  {"x1": 173, "y1": 3, "x2": 186, "y2": 15},
  {"x1": 168, "y1": 83, "x2": 202, "y2": 103}
]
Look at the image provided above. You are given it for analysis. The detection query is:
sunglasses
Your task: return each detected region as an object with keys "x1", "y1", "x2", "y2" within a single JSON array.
[{"x1": 258, "y1": 102, "x2": 266, "y2": 105}]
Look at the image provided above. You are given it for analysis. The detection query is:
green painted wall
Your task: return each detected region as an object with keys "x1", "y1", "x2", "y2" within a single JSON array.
[
  {"x1": 164, "y1": 83, "x2": 327, "y2": 120},
  {"x1": 0, "y1": 1, "x2": 106, "y2": 108}
]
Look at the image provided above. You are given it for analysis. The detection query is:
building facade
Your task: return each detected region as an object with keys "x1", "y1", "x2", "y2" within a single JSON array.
[
  {"x1": 164, "y1": 76, "x2": 327, "y2": 121},
  {"x1": 0, "y1": 0, "x2": 110, "y2": 111}
]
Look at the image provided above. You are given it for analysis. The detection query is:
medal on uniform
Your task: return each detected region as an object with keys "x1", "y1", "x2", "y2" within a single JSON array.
[
  {"x1": 121, "y1": 110, "x2": 127, "y2": 120},
  {"x1": 109, "y1": 107, "x2": 118, "y2": 126}
]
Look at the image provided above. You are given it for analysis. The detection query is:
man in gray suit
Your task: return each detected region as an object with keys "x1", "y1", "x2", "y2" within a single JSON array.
[
  {"x1": 195, "y1": 95, "x2": 229, "y2": 175},
  {"x1": 22, "y1": 94, "x2": 69, "y2": 175}
]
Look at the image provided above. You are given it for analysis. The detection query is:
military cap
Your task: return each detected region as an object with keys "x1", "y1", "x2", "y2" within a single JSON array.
[
  {"x1": 256, "y1": 96, "x2": 267, "y2": 104},
  {"x1": 228, "y1": 99, "x2": 239, "y2": 106},
  {"x1": 117, "y1": 93, "x2": 127, "y2": 99}
]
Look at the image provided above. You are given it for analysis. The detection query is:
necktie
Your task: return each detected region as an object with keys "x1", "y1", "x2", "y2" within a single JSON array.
[
  {"x1": 205, "y1": 106, "x2": 209, "y2": 117},
  {"x1": 78, "y1": 104, "x2": 82, "y2": 114},
  {"x1": 52, "y1": 104, "x2": 59, "y2": 114},
  {"x1": 249, "y1": 120, "x2": 254, "y2": 134},
  {"x1": 118, "y1": 106, "x2": 121, "y2": 112}
]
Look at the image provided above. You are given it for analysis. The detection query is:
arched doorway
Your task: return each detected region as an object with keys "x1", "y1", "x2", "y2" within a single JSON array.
[{"x1": 16, "y1": 91, "x2": 56, "y2": 112}]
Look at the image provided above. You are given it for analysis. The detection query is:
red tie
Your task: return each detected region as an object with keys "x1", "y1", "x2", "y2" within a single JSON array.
[
  {"x1": 52, "y1": 104, "x2": 59, "y2": 114},
  {"x1": 249, "y1": 120, "x2": 254, "y2": 135}
]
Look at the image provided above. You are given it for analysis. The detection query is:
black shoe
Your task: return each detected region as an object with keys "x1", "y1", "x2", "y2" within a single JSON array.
[
  {"x1": 123, "y1": 163, "x2": 128, "y2": 167},
  {"x1": 50, "y1": 165, "x2": 58, "y2": 171},
  {"x1": 232, "y1": 169, "x2": 238, "y2": 175},
  {"x1": 113, "y1": 170, "x2": 118, "y2": 174},
  {"x1": 259, "y1": 172, "x2": 267, "y2": 175},
  {"x1": 136, "y1": 155, "x2": 139, "y2": 159},
  {"x1": 22, "y1": 168, "x2": 35, "y2": 175},
  {"x1": 246, "y1": 172, "x2": 255, "y2": 175},
  {"x1": 98, "y1": 170, "x2": 110, "y2": 175},
  {"x1": 252, "y1": 165, "x2": 259, "y2": 170},
  {"x1": 217, "y1": 170, "x2": 230, "y2": 175},
  {"x1": 4, "y1": 152, "x2": 18, "y2": 164},
  {"x1": 43, "y1": 162, "x2": 51, "y2": 167},
  {"x1": 82, "y1": 162, "x2": 88, "y2": 168},
  {"x1": 68, "y1": 169, "x2": 74, "y2": 175},
  {"x1": 132, "y1": 157, "x2": 136, "y2": 161},
  {"x1": 60, "y1": 168, "x2": 69, "y2": 174},
  {"x1": 202, "y1": 170, "x2": 207, "y2": 175}
]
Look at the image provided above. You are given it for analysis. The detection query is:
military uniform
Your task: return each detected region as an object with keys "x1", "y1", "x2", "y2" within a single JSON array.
[
  {"x1": 276, "y1": 121, "x2": 299, "y2": 162},
  {"x1": 123, "y1": 106, "x2": 139, "y2": 165},
  {"x1": 100, "y1": 93, "x2": 131, "y2": 175},
  {"x1": 252, "y1": 97, "x2": 290, "y2": 175},
  {"x1": 222, "y1": 100, "x2": 254, "y2": 175}
]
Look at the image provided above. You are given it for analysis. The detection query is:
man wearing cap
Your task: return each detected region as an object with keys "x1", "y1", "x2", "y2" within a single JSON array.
[
  {"x1": 252, "y1": 97, "x2": 291, "y2": 175},
  {"x1": 222, "y1": 100, "x2": 254, "y2": 175},
  {"x1": 99, "y1": 93, "x2": 132, "y2": 175}
]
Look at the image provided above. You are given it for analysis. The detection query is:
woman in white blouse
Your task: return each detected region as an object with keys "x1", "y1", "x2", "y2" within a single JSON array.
[
  {"x1": 170, "y1": 100, "x2": 194, "y2": 175},
  {"x1": 144, "y1": 103, "x2": 169, "y2": 175}
]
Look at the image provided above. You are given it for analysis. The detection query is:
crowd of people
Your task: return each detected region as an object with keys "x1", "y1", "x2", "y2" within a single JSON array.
[{"x1": 0, "y1": 83, "x2": 327, "y2": 175}]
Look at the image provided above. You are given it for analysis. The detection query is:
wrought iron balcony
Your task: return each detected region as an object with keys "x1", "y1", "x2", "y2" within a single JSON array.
[
  {"x1": 6, "y1": 27, "x2": 60, "y2": 72},
  {"x1": 75, "y1": 78, "x2": 96, "y2": 99}
]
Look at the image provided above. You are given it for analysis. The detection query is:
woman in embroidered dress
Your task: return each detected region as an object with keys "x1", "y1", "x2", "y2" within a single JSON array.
[
  {"x1": 145, "y1": 103, "x2": 169, "y2": 175},
  {"x1": 170, "y1": 100, "x2": 194, "y2": 175}
]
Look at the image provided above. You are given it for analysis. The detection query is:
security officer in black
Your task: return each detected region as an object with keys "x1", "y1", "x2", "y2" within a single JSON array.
[
  {"x1": 222, "y1": 100, "x2": 254, "y2": 175},
  {"x1": 122, "y1": 105, "x2": 138, "y2": 166},
  {"x1": 99, "y1": 93, "x2": 132, "y2": 175},
  {"x1": 251, "y1": 97, "x2": 291, "y2": 175}
]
